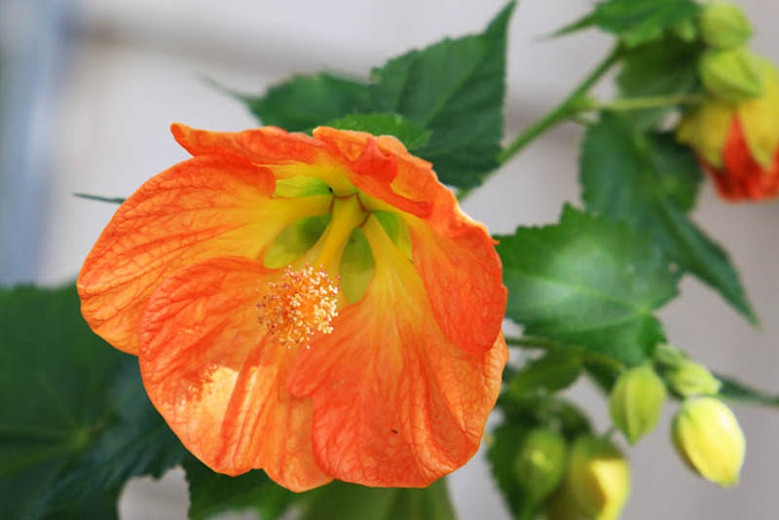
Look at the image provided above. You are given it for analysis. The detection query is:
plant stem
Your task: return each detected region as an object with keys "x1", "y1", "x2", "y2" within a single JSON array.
[
  {"x1": 498, "y1": 44, "x2": 623, "y2": 165},
  {"x1": 589, "y1": 93, "x2": 705, "y2": 112}
]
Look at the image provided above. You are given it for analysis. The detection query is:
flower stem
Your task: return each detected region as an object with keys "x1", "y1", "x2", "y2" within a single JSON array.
[
  {"x1": 588, "y1": 93, "x2": 705, "y2": 112},
  {"x1": 498, "y1": 45, "x2": 623, "y2": 165}
]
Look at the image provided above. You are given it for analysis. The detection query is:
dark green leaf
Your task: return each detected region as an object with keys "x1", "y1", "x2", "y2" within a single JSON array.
[
  {"x1": 367, "y1": 1, "x2": 515, "y2": 188},
  {"x1": 299, "y1": 479, "x2": 456, "y2": 520},
  {"x1": 243, "y1": 73, "x2": 368, "y2": 131},
  {"x1": 184, "y1": 457, "x2": 298, "y2": 520},
  {"x1": 716, "y1": 374, "x2": 779, "y2": 407},
  {"x1": 591, "y1": 0, "x2": 700, "y2": 47},
  {"x1": 0, "y1": 285, "x2": 186, "y2": 520},
  {"x1": 580, "y1": 113, "x2": 757, "y2": 323},
  {"x1": 497, "y1": 206, "x2": 678, "y2": 366},
  {"x1": 616, "y1": 35, "x2": 703, "y2": 128},
  {"x1": 324, "y1": 112, "x2": 432, "y2": 150}
]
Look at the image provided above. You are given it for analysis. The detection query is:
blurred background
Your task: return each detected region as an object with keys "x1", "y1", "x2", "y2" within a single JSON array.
[{"x1": 1, "y1": 0, "x2": 778, "y2": 518}]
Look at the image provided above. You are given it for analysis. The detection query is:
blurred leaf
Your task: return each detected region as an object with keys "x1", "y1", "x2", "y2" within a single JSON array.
[
  {"x1": 243, "y1": 73, "x2": 368, "y2": 131},
  {"x1": 506, "y1": 350, "x2": 582, "y2": 397},
  {"x1": 324, "y1": 112, "x2": 432, "y2": 150},
  {"x1": 580, "y1": 113, "x2": 757, "y2": 323},
  {"x1": 367, "y1": 1, "x2": 515, "y2": 188},
  {"x1": 487, "y1": 422, "x2": 530, "y2": 518},
  {"x1": 497, "y1": 206, "x2": 678, "y2": 366},
  {"x1": 299, "y1": 479, "x2": 456, "y2": 520},
  {"x1": 592, "y1": 0, "x2": 700, "y2": 47},
  {"x1": 184, "y1": 457, "x2": 298, "y2": 520},
  {"x1": 716, "y1": 374, "x2": 779, "y2": 407},
  {"x1": 617, "y1": 35, "x2": 703, "y2": 128},
  {"x1": 72, "y1": 193, "x2": 126, "y2": 204},
  {"x1": 0, "y1": 285, "x2": 186, "y2": 520}
]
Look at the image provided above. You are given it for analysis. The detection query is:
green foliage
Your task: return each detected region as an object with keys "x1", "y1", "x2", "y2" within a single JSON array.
[
  {"x1": 0, "y1": 285, "x2": 186, "y2": 520},
  {"x1": 505, "y1": 351, "x2": 582, "y2": 397},
  {"x1": 299, "y1": 479, "x2": 456, "y2": 520},
  {"x1": 497, "y1": 206, "x2": 678, "y2": 366},
  {"x1": 366, "y1": 1, "x2": 514, "y2": 188},
  {"x1": 239, "y1": 2, "x2": 514, "y2": 189},
  {"x1": 716, "y1": 374, "x2": 779, "y2": 407},
  {"x1": 616, "y1": 35, "x2": 703, "y2": 128},
  {"x1": 324, "y1": 113, "x2": 432, "y2": 150},
  {"x1": 487, "y1": 422, "x2": 531, "y2": 518},
  {"x1": 580, "y1": 113, "x2": 757, "y2": 323},
  {"x1": 244, "y1": 73, "x2": 368, "y2": 132},
  {"x1": 184, "y1": 458, "x2": 298, "y2": 520}
]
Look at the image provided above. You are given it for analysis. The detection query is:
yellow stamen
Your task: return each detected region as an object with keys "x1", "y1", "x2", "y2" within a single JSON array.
[{"x1": 256, "y1": 264, "x2": 340, "y2": 348}]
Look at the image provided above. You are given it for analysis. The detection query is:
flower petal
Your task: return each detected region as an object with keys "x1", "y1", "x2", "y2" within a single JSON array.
[
  {"x1": 314, "y1": 127, "x2": 506, "y2": 354},
  {"x1": 139, "y1": 257, "x2": 331, "y2": 491},
  {"x1": 287, "y1": 216, "x2": 507, "y2": 487},
  {"x1": 78, "y1": 154, "x2": 330, "y2": 354}
]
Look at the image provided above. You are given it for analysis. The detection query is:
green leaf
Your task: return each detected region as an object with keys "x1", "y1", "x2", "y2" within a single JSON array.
[
  {"x1": 716, "y1": 374, "x2": 779, "y2": 407},
  {"x1": 580, "y1": 113, "x2": 757, "y2": 323},
  {"x1": 243, "y1": 73, "x2": 368, "y2": 131},
  {"x1": 184, "y1": 457, "x2": 299, "y2": 520},
  {"x1": 366, "y1": 1, "x2": 515, "y2": 188},
  {"x1": 617, "y1": 35, "x2": 703, "y2": 128},
  {"x1": 487, "y1": 422, "x2": 530, "y2": 518},
  {"x1": 497, "y1": 206, "x2": 678, "y2": 366},
  {"x1": 324, "y1": 112, "x2": 432, "y2": 150},
  {"x1": 590, "y1": 0, "x2": 701, "y2": 47},
  {"x1": 506, "y1": 351, "x2": 582, "y2": 397},
  {"x1": 0, "y1": 285, "x2": 186, "y2": 520},
  {"x1": 299, "y1": 479, "x2": 456, "y2": 520}
]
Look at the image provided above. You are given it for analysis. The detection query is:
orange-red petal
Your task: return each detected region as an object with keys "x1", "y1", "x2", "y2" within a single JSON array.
[
  {"x1": 77, "y1": 154, "x2": 329, "y2": 354},
  {"x1": 707, "y1": 117, "x2": 779, "y2": 201},
  {"x1": 139, "y1": 257, "x2": 331, "y2": 491},
  {"x1": 286, "y1": 216, "x2": 507, "y2": 487},
  {"x1": 314, "y1": 127, "x2": 506, "y2": 354}
]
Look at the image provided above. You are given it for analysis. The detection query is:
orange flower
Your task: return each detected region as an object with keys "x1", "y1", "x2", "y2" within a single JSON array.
[
  {"x1": 77, "y1": 124, "x2": 507, "y2": 492},
  {"x1": 677, "y1": 59, "x2": 779, "y2": 201}
]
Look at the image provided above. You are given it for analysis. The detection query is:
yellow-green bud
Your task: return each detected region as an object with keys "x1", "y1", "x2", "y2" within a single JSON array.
[
  {"x1": 566, "y1": 436, "x2": 630, "y2": 520},
  {"x1": 672, "y1": 397, "x2": 745, "y2": 487},
  {"x1": 672, "y1": 18, "x2": 698, "y2": 43},
  {"x1": 700, "y1": 2, "x2": 753, "y2": 50},
  {"x1": 514, "y1": 428, "x2": 568, "y2": 504},
  {"x1": 665, "y1": 359, "x2": 722, "y2": 397},
  {"x1": 700, "y1": 47, "x2": 764, "y2": 102},
  {"x1": 609, "y1": 365, "x2": 666, "y2": 444}
]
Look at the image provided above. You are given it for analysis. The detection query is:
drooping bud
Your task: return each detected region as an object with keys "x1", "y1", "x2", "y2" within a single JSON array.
[
  {"x1": 700, "y1": 47, "x2": 764, "y2": 103},
  {"x1": 514, "y1": 428, "x2": 568, "y2": 504},
  {"x1": 665, "y1": 359, "x2": 722, "y2": 397},
  {"x1": 609, "y1": 365, "x2": 666, "y2": 444},
  {"x1": 700, "y1": 2, "x2": 752, "y2": 50},
  {"x1": 566, "y1": 436, "x2": 630, "y2": 520},
  {"x1": 671, "y1": 397, "x2": 745, "y2": 487}
]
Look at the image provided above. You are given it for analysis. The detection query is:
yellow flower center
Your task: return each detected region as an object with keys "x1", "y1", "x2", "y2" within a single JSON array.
[{"x1": 256, "y1": 264, "x2": 340, "y2": 348}]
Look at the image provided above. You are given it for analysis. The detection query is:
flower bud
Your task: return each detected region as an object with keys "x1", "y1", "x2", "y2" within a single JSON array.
[
  {"x1": 700, "y1": 2, "x2": 752, "y2": 50},
  {"x1": 665, "y1": 359, "x2": 722, "y2": 397},
  {"x1": 566, "y1": 436, "x2": 630, "y2": 520},
  {"x1": 514, "y1": 428, "x2": 568, "y2": 504},
  {"x1": 609, "y1": 365, "x2": 666, "y2": 444},
  {"x1": 672, "y1": 397, "x2": 745, "y2": 487},
  {"x1": 700, "y1": 47, "x2": 764, "y2": 103}
]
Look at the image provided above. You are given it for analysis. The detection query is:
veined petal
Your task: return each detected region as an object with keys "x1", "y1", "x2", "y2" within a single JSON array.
[
  {"x1": 139, "y1": 257, "x2": 331, "y2": 491},
  {"x1": 314, "y1": 127, "x2": 506, "y2": 354},
  {"x1": 78, "y1": 154, "x2": 331, "y2": 354},
  {"x1": 287, "y1": 216, "x2": 507, "y2": 487}
]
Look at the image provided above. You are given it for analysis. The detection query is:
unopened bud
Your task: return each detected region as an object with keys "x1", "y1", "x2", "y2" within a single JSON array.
[
  {"x1": 672, "y1": 397, "x2": 745, "y2": 487},
  {"x1": 515, "y1": 428, "x2": 568, "y2": 504},
  {"x1": 700, "y1": 2, "x2": 753, "y2": 50},
  {"x1": 609, "y1": 365, "x2": 666, "y2": 444},
  {"x1": 566, "y1": 436, "x2": 630, "y2": 520},
  {"x1": 666, "y1": 360, "x2": 722, "y2": 397},
  {"x1": 700, "y1": 47, "x2": 764, "y2": 102}
]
